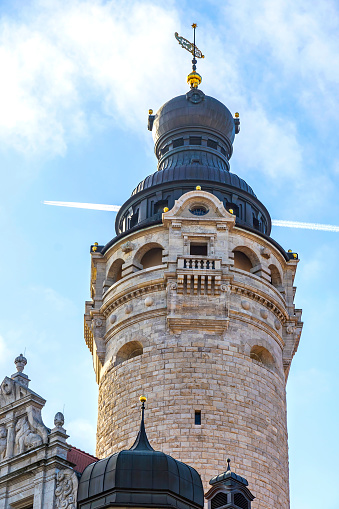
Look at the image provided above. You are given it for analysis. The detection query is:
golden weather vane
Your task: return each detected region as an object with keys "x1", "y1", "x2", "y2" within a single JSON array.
[{"x1": 174, "y1": 23, "x2": 205, "y2": 89}]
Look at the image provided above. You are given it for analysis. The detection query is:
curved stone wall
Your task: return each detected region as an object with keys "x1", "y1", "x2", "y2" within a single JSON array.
[{"x1": 85, "y1": 190, "x2": 302, "y2": 509}]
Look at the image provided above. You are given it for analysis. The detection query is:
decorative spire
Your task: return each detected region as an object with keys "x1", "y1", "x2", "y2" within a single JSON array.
[
  {"x1": 174, "y1": 23, "x2": 205, "y2": 89},
  {"x1": 226, "y1": 458, "x2": 231, "y2": 472},
  {"x1": 129, "y1": 395, "x2": 154, "y2": 451}
]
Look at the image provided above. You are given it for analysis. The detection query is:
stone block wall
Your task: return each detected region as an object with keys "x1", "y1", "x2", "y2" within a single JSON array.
[{"x1": 85, "y1": 190, "x2": 303, "y2": 509}]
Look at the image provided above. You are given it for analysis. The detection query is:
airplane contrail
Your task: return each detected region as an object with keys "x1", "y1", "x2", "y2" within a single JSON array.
[
  {"x1": 43, "y1": 201, "x2": 339, "y2": 233},
  {"x1": 271, "y1": 220, "x2": 339, "y2": 233},
  {"x1": 43, "y1": 201, "x2": 121, "y2": 212}
]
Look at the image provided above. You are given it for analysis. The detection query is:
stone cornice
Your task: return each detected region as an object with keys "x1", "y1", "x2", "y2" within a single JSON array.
[
  {"x1": 102, "y1": 281, "x2": 166, "y2": 317},
  {"x1": 105, "y1": 308, "x2": 167, "y2": 340},
  {"x1": 231, "y1": 282, "x2": 289, "y2": 322}
]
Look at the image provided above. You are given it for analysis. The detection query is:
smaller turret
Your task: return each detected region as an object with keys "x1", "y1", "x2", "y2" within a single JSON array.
[{"x1": 205, "y1": 459, "x2": 255, "y2": 509}]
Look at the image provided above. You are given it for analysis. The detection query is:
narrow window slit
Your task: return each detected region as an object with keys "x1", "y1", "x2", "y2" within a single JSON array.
[{"x1": 195, "y1": 410, "x2": 201, "y2": 425}]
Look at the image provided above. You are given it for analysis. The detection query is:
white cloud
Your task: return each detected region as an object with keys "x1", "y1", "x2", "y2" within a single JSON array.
[{"x1": 0, "y1": 0, "x2": 337, "y2": 188}]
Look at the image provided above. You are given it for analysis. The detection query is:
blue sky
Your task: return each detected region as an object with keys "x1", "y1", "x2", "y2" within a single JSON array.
[{"x1": 0, "y1": 1, "x2": 338, "y2": 508}]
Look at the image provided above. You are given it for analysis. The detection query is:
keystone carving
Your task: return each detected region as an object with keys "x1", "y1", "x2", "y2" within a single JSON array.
[
  {"x1": 145, "y1": 297, "x2": 154, "y2": 307},
  {"x1": 260, "y1": 247, "x2": 271, "y2": 259},
  {"x1": 121, "y1": 241, "x2": 135, "y2": 253},
  {"x1": 55, "y1": 469, "x2": 78, "y2": 509},
  {"x1": 0, "y1": 426, "x2": 7, "y2": 459}
]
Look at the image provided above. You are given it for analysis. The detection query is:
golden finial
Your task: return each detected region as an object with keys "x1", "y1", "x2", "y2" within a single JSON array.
[
  {"x1": 288, "y1": 249, "x2": 292, "y2": 252},
  {"x1": 149, "y1": 109, "x2": 153, "y2": 115},
  {"x1": 139, "y1": 395, "x2": 147, "y2": 403},
  {"x1": 234, "y1": 112, "x2": 240, "y2": 118},
  {"x1": 174, "y1": 24, "x2": 205, "y2": 89},
  {"x1": 229, "y1": 209, "x2": 234, "y2": 214},
  {"x1": 92, "y1": 242, "x2": 98, "y2": 252},
  {"x1": 163, "y1": 207, "x2": 169, "y2": 212},
  {"x1": 196, "y1": 185, "x2": 201, "y2": 190}
]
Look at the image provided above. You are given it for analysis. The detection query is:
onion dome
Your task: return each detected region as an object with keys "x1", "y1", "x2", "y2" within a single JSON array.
[
  {"x1": 77, "y1": 397, "x2": 204, "y2": 509},
  {"x1": 111, "y1": 83, "x2": 271, "y2": 243},
  {"x1": 151, "y1": 90, "x2": 237, "y2": 172}
]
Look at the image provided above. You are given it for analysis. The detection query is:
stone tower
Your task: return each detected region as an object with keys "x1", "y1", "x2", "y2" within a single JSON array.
[{"x1": 84, "y1": 83, "x2": 303, "y2": 509}]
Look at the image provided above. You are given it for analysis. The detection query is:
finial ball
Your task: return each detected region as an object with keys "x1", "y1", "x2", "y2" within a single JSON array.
[
  {"x1": 234, "y1": 112, "x2": 240, "y2": 118},
  {"x1": 196, "y1": 185, "x2": 201, "y2": 190},
  {"x1": 139, "y1": 395, "x2": 147, "y2": 403},
  {"x1": 149, "y1": 109, "x2": 153, "y2": 115},
  {"x1": 54, "y1": 412, "x2": 65, "y2": 427},
  {"x1": 163, "y1": 207, "x2": 169, "y2": 212},
  {"x1": 15, "y1": 354, "x2": 27, "y2": 373}
]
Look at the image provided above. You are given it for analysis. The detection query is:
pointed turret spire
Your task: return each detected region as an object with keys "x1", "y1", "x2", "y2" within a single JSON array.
[{"x1": 129, "y1": 395, "x2": 154, "y2": 451}]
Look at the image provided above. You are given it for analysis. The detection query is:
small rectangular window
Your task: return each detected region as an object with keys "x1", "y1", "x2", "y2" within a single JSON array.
[
  {"x1": 189, "y1": 136, "x2": 202, "y2": 145},
  {"x1": 190, "y1": 244, "x2": 208, "y2": 256},
  {"x1": 207, "y1": 139, "x2": 218, "y2": 150},
  {"x1": 195, "y1": 410, "x2": 201, "y2": 425},
  {"x1": 220, "y1": 146, "x2": 227, "y2": 156},
  {"x1": 173, "y1": 138, "x2": 184, "y2": 148}
]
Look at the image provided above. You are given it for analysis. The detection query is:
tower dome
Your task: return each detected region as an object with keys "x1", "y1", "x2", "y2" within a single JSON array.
[
  {"x1": 113, "y1": 88, "x2": 271, "y2": 242},
  {"x1": 151, "y1": 89, "x2": 236, "y2": 171}
]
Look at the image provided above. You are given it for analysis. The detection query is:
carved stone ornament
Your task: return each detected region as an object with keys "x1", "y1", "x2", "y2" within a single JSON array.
[
  {"x1": 55, "y1": 469, "x2": 78, "y2": 509},
  {"x1": 14, "y1": 407, "x2": 48, "y2": 454},
  {"x1": 145, "y1": 297, "x2": 154, "y2": 307},
  {"x1": 286, "y1": 325, "x2": 295, "y2": 334},
  {"x1": 260, "y1": 247, "x2": 271, "y2": 259},
  {"x1": 93, "y1": 318, "x2": 103, "y2": 328},
  {"x1": 15, "y1": 416, "x2": 43, "y2": 453},
  {"x1": 169, "y1": 283, "x2": 177, "y2": 291},
  {"x1": 125, "y1": 304, "x2": 133, "y2": 314},
  {"x1": 121, "y1": 241, "x2": 135, "y2": 253},
  {"x1": 274, "y1": 319, "x2": 281, "y2": 330},
  {"x1": 0, "y1": 426, "x2": 7, "y2": 459},
  {"x1": 54, "y1": 412, "x2": 65, "y2": 428},
  {"x1": 109, "y1": 314, "x2": 117, "y2": 324},
  {"x1": 241, "y1": 300, "x2": 251, "y2": 311},
  {"x1": 260, "y1": 309, "x2": 269, "y2": 319}
]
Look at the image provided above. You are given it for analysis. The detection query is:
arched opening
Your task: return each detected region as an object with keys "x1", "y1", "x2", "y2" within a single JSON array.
[
  {"x1": 140, "y1": 248, "x2": 163, "y2": 269},
  {"x1": 269, "y1": 264, "x2": 282, "y2": 289},
  {"x1": 250, "y1": 345, "x2": 274, "y2": 368},
  {"x1": 233, "y1": 251, "x2": 253, "y2": 272},
  {"x1": 115, "y1": 341, "x2": 143, "y2": 366},
  {"x1": 107, "y1": 259, "x2": 124, "y2": 284}
]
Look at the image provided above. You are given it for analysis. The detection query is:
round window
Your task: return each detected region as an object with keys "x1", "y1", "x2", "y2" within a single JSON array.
[{"x1": 189, "y1": 205, "x2": 209, "y2": 216}]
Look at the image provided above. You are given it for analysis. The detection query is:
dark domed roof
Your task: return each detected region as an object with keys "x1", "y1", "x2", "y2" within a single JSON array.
[
  {"x1": 132, "y1": 165, "x2": 256, "y2": 197},
  {"x1": 77, "y1": 404, "x2": 204, "y2": 509},
  {"x1": 152, "y1": 90, "x2": 235, "y2": 147}
]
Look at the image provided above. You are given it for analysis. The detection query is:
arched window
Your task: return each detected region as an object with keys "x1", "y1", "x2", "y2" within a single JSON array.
[
  {"x1": 107, "y1": 259, "x2": 124, "y2": 284},
  {"x1": 233, "y1": 251, "x2": 253, "y2": 272},
  {"x1": 115, "y1": 341, "x2": 143, "y2": 366},
  {"x1": 269, "y1": 264, "x2": 282, "y2": 289},
  {"x1": 140, "y1": 248, "x2": 163, "y2": 269},
  {"x1": 250, "y1": 345, "x2": 274, "y2": 368}
]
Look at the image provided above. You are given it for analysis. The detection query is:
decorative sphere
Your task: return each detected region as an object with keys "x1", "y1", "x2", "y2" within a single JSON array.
[
  {"x1": 139, "y1": 395, "x2": 147, "y2": 403},
  {"x1": 145, "y1": 297, "x2": 153, "y2": 307}
]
